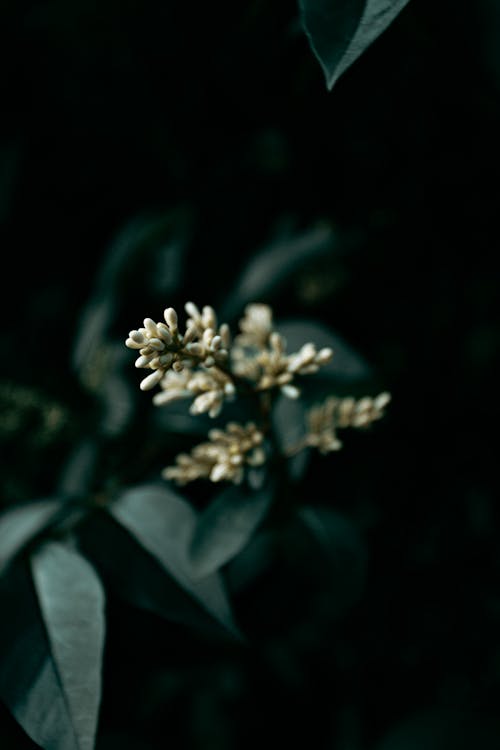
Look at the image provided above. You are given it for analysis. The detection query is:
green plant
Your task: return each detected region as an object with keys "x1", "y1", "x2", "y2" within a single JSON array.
[{"x1": 0, "y1": 2, "x2": 410, "y2": 748}]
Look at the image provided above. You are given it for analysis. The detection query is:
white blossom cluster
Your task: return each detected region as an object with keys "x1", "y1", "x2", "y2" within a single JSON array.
[
  {"x1": 126, "y1": 302, "x2": 334, "y2": 419},
  {"x1": 125, "y1": 301, "x2": 389, "y2": 485},
  {"x1": 231, "y1": 304, "x2": 333, "y2": 399},
  {"x1": 305, "y1": 392, "x2": 391, "y2": 454},
  {"x1": 125, "y1": 302, "x2": 233, "y2": 416},
  {"x1": 163, "y1": 422, "x2": 265, "y2": 485}
]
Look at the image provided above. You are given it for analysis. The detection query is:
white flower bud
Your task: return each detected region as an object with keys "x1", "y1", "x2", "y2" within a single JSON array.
[
  {"x1": 158, "y1": 352, "x2": 174, "y2": 366},
  {"x1": 135, "y1": 354, "x2": 154, "y2": 368},
  {"x1": 129, "y1": 330, "x2": 145, "y2": 344},
  {"x1": 147, "y1": 338, "x2": 165, "y2": 351},
  {"x1": 125, "y1": 338, "x2": 143, "y2": 349},
  {"x1": 210, "y1": 335, "x2": 222, "y2": 351},
  {"x1": 186, "y1": 342, "x2": 204, "y2": 357},
  {"x1": 210, "y1": 463, "x2": 229, "y2": 482},
  {"x1": 281, "y1": 384, "x2": 300, "y2": 399},
  {"x1": 140, "y1": 369, "x2": 164, "y2": 391},
  {"x1": 374, "y1": 392, "x2": 391, "y2": 410},
  {"x1": 316, "y1": 347, "x2": 333, "y2": 364},
  {"x1": 202, "y1": 306, "x2": 217, "y2": 330},
  {"x1": 219, "y1": 323, "x2": 231, "y2": 348},
  {"x1": 185, "y1": 301, "x2": 201, "y2": 320},
  {"x1": 144, "y1": 318, "x2": 158, "y2": 337},
  {"x1": 164, "y1": 308, "x2": 178, "y2": 331},
  {"x1": 156, "y1": 323, "x2": 173, "y2": 344}
]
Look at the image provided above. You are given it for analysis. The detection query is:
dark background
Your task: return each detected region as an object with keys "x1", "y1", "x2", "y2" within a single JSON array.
[{"x1": 1, "y1": 0, "x2": 500, "y2": 748}]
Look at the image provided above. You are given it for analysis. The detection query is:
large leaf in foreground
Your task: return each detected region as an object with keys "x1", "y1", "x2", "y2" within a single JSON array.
[
  {"x1": 189, "y1": 482, "x2": 274, "y2": 578},
  {"x1": 0, "y1": 499, "x2": 62, "y2": 575},
  {"x1": 31, "y1": 541, "x2": 106, "y2": 750},
  {"x1": 109, "y1": 485, "x2": 239, "y2": 637},
  {"x1": 299, "y1": 0, "x2": 411, "y2": 90},
  {"x1": 0, "y1": 550, "x2": 104, "y2": 750}
]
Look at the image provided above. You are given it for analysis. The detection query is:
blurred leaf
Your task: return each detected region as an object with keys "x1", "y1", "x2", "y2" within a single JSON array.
[
  {"x1": 375, "y1": 709, "x2": 500, "y2": 750},
  {"x1": 299, "y1": 0, "x2": 411, "y2": 90},
  {"x1": 0, "y1": 554, "x2": 102, "y2": 750},
  {"x1": 0, "y1": 499, "x2": 63, "y2": 576},
  {"x1": 72, "y1": 297, "x2": 115, "y2": 379},
  {"x1": 297, "y1": 505, "x2": 367, "y2": 616},
  {"x1": 73, "y1": 210, "x2": 189, "y2": 367},
  {"x1": 219, "y1": 224, "x2": 335, "y2": 320},
  {"x1": 109, "y1": 484, "x2": 240, "y2": 637},
  {"x1": 189, "y1": 482, "x2": 274, "y2": 578},
  {"x1": 272, "y1": 394, "x2": 311, "y2": 482},
  {"x1": 79, "y1": 512, "x2": 238, "y2": 640},
  {"x1": 31, "y1": 541, "x2": 105, "y2": 750},
  {"x1": 226, "y1": 530, "x2": 276, "y2": 593},
  {"x1": 56, "y1": 440, "x2": 99, "y2": 497},
  {"x1": 277, "y1": 318, "x2": 372, "y2": 385}
]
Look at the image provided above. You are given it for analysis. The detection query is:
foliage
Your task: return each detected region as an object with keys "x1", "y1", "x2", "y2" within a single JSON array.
[{"x1": 2, "y1": 0, "x2": 500, "y2": 749}]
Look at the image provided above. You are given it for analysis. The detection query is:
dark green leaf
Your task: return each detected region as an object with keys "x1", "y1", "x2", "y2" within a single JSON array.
[
  {"x1": 299, "y1": 0, "x2": 411, "y2": 90},
  {"x1": 297, "y1": 506, "x2": 367, "y2": 616},
  {"x1": 0, "y1": 556, "x2": 102, "y2": 750},
  {"x1": 109, "y1": 485, "x2": 239, "y2": 637},
  {"x1": 0, "y1": 500, "x2": 62, "y2": 576},
  {"x1": 57, "y1": 440, "x2": 99, "y2": 497},
  {"x1": 31, "y1": 541, "x2": 106, "y2": 750},
  {"x1": 226, "y1": 530, "x2": 276, "y2": 593},
  {"x1": 220, "y1": 224, "x2": 335, "y2": 320},
  {"x1": 277, "y1": 318, "x2": 371, "y2": 384},
  {"x1": 272, "y1": 394, "x2": 311, "y2": 482},
  {"x1": 79, "y1": 512, "x2": 238, "y2": 640},
  {"x1": 189, "y1": 483, "x2": 274, "y2": 578}
]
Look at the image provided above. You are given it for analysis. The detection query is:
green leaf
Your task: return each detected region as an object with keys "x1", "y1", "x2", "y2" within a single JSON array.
[
  {"x1": 277, "y1": 318, "x2": 371, "y2": 383},
  {"x1": 0, "y1": 553, "x2": 104, "y2": 750},
  {"x1": 299, "y1": 0, "x2": 411, "y2": 90},
  {"x1": 109, "y1": 484, "x2": 240, "y2": 638},
  {"x1": 297, "y1": 506, "x2": 367, "y2": 616},
  {"x1": 189, "y1": 483, "x2": 274, "y2": 578},
  {"x1": 0, "y1": 499, "x2": 62, "y2": 576},
  {"x1": 272, "y1": 394, "x2": 311, "y2": 482},
  {"x1": 31, "y1": 541, "x2": 106, "y2": 750},
  {"x1": 219, "y1": 224, "x2": 335, "y2": 320}
]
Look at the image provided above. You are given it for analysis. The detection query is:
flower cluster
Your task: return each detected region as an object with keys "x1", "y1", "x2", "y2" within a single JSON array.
[
  {"x1": 125, "y1": 301, "x2": 390, "y2": 485},
  {"x1": 232, "y1": 304, "x2": 333, "y2": 399},
  {"x1": 163, "y1": 422, "x2": 265, "y2": 485},
  {"x1": 305, "y1": 392, "x2": 391, "y2": 454},
  {"x1": 125, "y1": 303, "x2": 233, "y2": 416}
]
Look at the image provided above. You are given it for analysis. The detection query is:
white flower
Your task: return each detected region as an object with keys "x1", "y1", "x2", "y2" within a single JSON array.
[{"x1": 163, "y1": 422, "x2": 265, "y2": 485}]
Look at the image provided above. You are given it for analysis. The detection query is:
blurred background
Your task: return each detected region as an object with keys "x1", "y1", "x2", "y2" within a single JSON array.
[{"x1": 1, "y1": 0, "x2": 500, "y2": 748}]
